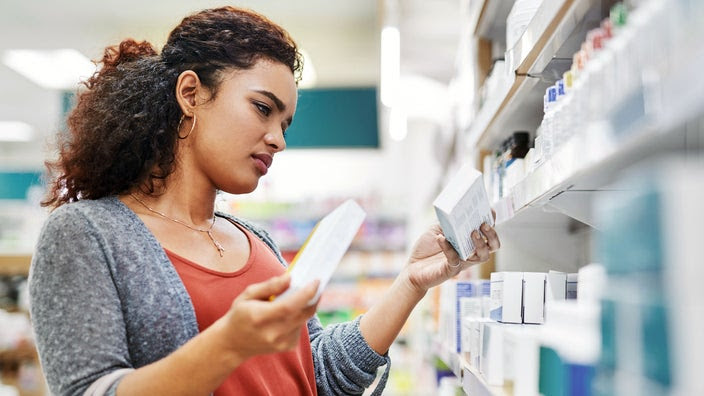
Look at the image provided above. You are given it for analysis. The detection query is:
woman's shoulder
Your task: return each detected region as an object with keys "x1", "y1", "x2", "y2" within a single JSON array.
[
  {"x1": 44, "y1": 196, "x2": 139, "y2": 233},
  {"x1": 216, "y1": 211, "x2": 285, "y2": 263}
]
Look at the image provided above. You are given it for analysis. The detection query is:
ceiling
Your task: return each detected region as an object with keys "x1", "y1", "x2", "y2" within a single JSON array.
[{"x1": 0, "y1": 0, "x2": 461, "y2": 168}]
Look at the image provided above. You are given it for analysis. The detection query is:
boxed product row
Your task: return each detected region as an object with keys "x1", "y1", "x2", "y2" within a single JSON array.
[
  {"x1": 437, "y1": 268, "x2": 586, "y2": 355},
  {"x1": 489, "y1": 271, "x2": 578, "y2": 324},
  {"x1": 457, "y1": 266, "x2": 604, "y2": 395},
  {"x1": 435, "y1": 262, "x2": 610, "y2": 394},
  {"x1": 458, "y1": 305, "x2": 601, "y2": 396}
]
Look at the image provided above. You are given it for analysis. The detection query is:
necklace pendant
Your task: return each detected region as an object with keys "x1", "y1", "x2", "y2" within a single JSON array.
[
  {"x1": 207, "y1": 230, "x2": 225, "y2": 257},
  {"x1": 214, "y1": 240, "x2": 225, "y2": 257}
]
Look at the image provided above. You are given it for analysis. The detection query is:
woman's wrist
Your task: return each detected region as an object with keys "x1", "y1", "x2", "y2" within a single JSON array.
[
  {"x1": 396, "y1": 269, "x2": 428, "y2": 303},
  {"x1": 207, "y1": 318, "x2": 247, "y2": 369}
]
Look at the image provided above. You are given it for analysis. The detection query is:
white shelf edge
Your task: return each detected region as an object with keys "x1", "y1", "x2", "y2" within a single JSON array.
[
  {"x1": 461, "y1": 357, "x2": 509, "y2": 396},
  {"x1": 433, "y1": 338, "x2": 508, "y2": 396}
]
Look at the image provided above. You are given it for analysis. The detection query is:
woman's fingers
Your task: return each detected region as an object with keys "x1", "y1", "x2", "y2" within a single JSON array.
[
  {"x1": 241, "y1": 273, "x2": 291, "y2": 300},
  {"x1": 480, "y1": 223, "x2": 501, "y2": 252},
  {"x1": 436, "y1": 235, "x2": 460, "y2": 266},
  {"x1": 274, "y1": 280, "x2": 320, "y2": 312},
  {"x1": 471, "y1": 231, "x2": 490, "y2": 262}
]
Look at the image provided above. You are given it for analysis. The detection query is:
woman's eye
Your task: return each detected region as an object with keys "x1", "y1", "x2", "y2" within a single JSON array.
[{"x1": 255, "y1": 102, "x2": 271, "y2": 116}]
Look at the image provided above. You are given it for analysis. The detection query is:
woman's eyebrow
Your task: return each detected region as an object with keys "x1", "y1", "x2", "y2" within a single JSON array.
[{"x1": 252, "y1": 89, "x2": 286, "y2": 112}]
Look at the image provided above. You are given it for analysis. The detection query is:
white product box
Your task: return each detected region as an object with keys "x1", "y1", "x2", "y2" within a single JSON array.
[
  {"x1": 439, "y1": 281, "x2": 478, "y2": 353},
  {"x1": 472, "y1": 279, "x2": 492, "y2": 319},
  {"x1": 460, "y1": 296, "x2": 483, "y2": 320},
  {"x1": 279, "y1": 199, "x2": 365, "y2": 304},
  {"x1": 566, "y1": 273, "x2": 578, "y2": 299},
  {"x1": 461, "y1": 316, "x2": 473, "y2": 360},
  {"x1": 577, "y1": 263, "x2": 606, "y2": 303},
  {"x1": 546, "y1": 270, "x2": 567, "y2": 301},
  {"x1": 490, "y1": 272, "x2": 523, "y2": 323},
  {"x1": 480, "y1": 322, "x2": 505, "y2": 386},
  {"x1": 505, "y1": 325, "x2": 541, "y2": 396},
  {"x1": 433, "y1": 163, "x2": 495, "y2": 260},
  {"x1": 454, "y1": 282, "x2": 477, "y2": 353},
  {"x1": 522, "y1": 272, "x2": 547, "y2": 324},
  {"x1": 469, "y1": 318, "x2": 489, "y2": 368}
]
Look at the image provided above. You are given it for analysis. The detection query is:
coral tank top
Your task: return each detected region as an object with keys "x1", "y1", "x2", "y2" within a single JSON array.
[{"x1": 166, "y1": 220, "x2": 317, "y2": 396}]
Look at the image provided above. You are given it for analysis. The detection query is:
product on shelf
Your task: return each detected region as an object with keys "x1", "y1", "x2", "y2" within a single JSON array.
[
  {"x1": 593, "y1": 159, "x2": 704, "y2": 394},
  {"x1": 484, "y1": 131, "x2": 532, "y2": 205},
  {"x1": 546, "y1": 271, "x2": 567, "y2": 301},
  {"x1": 523, "y1": 272, "x2": 547, "y2": 324},
  {"x1": 539, "y1": 300, "x2": 600, "y2": 396},
  {"x1": 506, "y1": 0, "x2": 544, "y2": 50},
  {"x1": 489, "y1": 272, "x2": 523, "y2": 324}
]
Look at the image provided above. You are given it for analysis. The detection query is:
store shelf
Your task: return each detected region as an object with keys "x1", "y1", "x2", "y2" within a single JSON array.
[
  {"x1": 433, "y1": 339, "x2": 508, "y2": 396},
  {"x1": 468, "y1": 0, "x2": 606, "y2": 150},
  {"x1": 507, "y1": 0, "x2": 602, "y2": 76},
  {"x1": 486, "y1": 0, "x2": 704, "y2": 230},
  {"x1": 495, "y1": 103, "x2": 702, "y2": 230},
  {"x1": 0, "y1": 254, "x2": 31, "y2": 275},
  {"x1": 461, "y1": 360, "x2": 509, "y2": 396},
  {"x1": 0, "y1": 343, "x2": 37, "y2": 364}
]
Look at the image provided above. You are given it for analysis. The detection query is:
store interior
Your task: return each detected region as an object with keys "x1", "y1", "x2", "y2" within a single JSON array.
[{"x1": 1, "y1": 0, "x2": 703, "y2": 395}]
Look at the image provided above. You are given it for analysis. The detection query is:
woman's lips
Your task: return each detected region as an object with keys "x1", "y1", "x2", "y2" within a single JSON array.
[{"x1": 252, "y1": 153, "x2": 272, "y2": 175}]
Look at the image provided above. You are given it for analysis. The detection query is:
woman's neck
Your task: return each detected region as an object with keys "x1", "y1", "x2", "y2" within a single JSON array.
[{"x1": 129, "y1": 168, "x2": 218, "y2": 227}]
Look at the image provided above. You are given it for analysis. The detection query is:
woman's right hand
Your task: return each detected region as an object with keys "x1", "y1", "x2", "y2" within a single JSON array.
[{"x1": 219, "y1": 273, "x2": 319, "y2": 361}]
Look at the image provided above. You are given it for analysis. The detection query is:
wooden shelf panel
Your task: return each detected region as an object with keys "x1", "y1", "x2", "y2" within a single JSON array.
[{"x1": 0, "y1": 254, "x2": 31, "y2": 275}]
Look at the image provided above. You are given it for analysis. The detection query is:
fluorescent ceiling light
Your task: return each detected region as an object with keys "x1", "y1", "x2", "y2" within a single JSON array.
[
  {"x1": 389, "y1": 106, "x2": 407, "y2": 142},
  {"x1": 298, "y1": 48, "x2": 317, "y2": 88},
  {"x1": 2, "y1": 49, "x2": 96, "y2": 90},
  {"x1": 0, "y1": 121, "x2": 34, "y2": 142},
  {"x1": 380, "y1": 26, "x2": 400, "y2": 107}
]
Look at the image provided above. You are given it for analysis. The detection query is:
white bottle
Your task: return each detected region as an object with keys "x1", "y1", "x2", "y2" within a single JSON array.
[{"x1": 540, "y1": 86, "x2": 557, "y2": 160}]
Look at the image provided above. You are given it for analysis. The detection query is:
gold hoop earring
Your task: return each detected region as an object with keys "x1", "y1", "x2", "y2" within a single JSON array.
[{"x1": 178, "y1": 114, "x2": 196, "y2": 139}]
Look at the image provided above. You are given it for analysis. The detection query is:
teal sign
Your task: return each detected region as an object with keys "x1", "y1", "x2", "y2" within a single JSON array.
[
  {"x1": 285, "y1": 87, "x2": 379, "y2": 148},
  {"x1": 0, "y1": 172, "x2": 43, "y2": 200}
]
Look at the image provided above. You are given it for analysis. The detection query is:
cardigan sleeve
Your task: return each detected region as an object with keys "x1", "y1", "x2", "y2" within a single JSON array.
[
  {"x1": 307, "y1": 315, "x2": 390, "y2": 395},
  {"x1": 29, "y1": 205, "x2": 133, "y2": 396}
]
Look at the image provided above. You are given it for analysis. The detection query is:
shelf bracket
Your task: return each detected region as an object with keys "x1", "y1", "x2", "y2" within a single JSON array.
[{"x1": 543, "y1": 189, "x2": 629, "y2": 229}]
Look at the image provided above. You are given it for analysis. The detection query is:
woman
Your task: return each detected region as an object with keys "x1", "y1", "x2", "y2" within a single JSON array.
[{"x1": 29, "y1": 6, "x2": 500, "y2": 396}]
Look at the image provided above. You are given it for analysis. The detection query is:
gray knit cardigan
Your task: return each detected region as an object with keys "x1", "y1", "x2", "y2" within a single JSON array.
[{"x1": 29, "y1": 196, "x2": 390, "y2": 396}]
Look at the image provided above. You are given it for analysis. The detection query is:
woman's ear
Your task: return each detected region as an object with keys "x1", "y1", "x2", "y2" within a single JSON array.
[{"x1": 175, "y1": 70, "x2": 200, "y2": 116}]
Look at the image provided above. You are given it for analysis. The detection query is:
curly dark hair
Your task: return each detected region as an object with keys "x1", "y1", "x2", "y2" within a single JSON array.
[{"x1": 43, "y1": 6, "x2": 302, "y2": 208}]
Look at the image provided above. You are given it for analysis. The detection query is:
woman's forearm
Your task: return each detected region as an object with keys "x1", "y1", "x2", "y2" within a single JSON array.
[
  {"x1": 358, "y1": 274, "x2": 426, "y2": 355},
  {"x1": 116, "y1": 319, "x2": 243, "y2": 395}
]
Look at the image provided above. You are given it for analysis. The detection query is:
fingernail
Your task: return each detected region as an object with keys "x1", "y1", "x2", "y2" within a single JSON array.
[
  {"x1": 473, "y1": 231, "x2": 480, "y2": 239},
  {"x1": 482, "y1": 224, "x2": 489, "y2": 231}
]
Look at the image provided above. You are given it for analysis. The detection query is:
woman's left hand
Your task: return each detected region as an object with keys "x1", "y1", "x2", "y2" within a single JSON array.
[{"x1": 403, "y1": 211, "x2": 500, "y2": 295}]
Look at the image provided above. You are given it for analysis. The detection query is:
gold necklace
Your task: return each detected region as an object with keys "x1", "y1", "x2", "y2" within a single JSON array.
[{"x1": 130, "y1": 193, "x2": 225, "y2": 257}]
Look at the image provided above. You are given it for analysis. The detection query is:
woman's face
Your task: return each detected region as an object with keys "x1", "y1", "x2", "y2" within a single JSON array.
[{"x1": 184, "y1": 58, "x2": 298, "y2": 194}]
